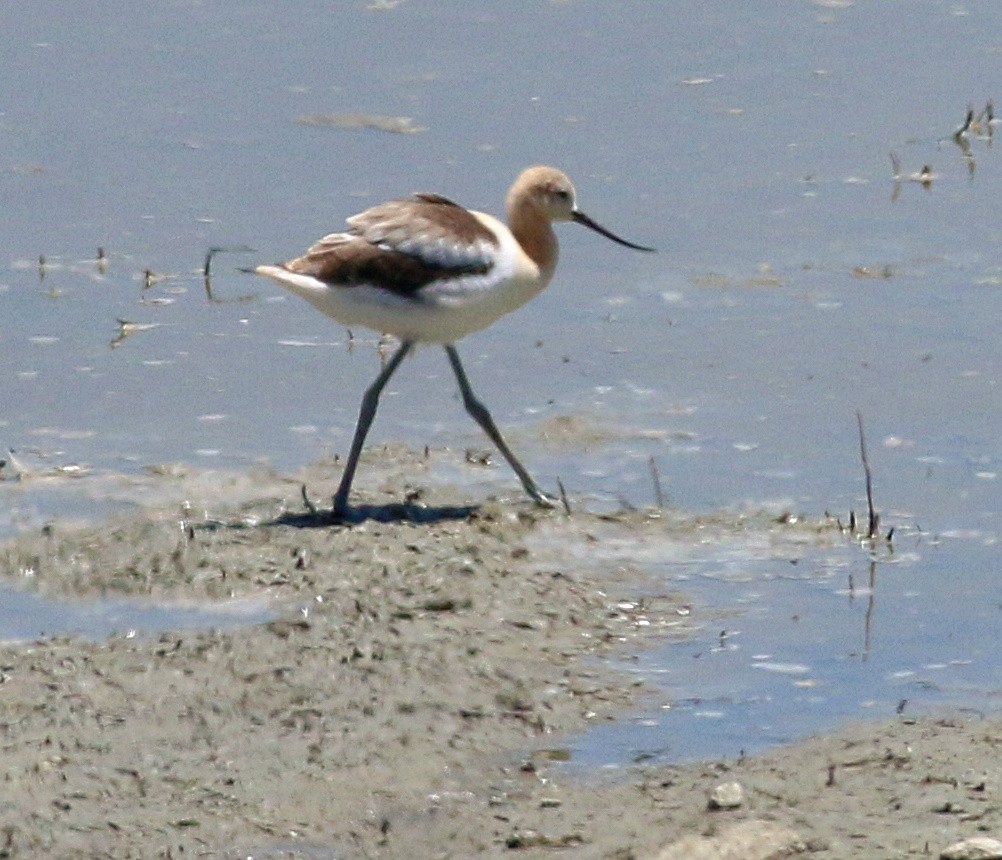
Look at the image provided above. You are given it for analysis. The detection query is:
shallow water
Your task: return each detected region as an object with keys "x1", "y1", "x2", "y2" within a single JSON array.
[
  {"x1": 561, "y1": 529, "x2": 1001, "y2": 766},
  {"x1": 0, "y1": 586, "x2": 272, "y2": 643},
  {"x1": 1, "y1": 1, "x2": 999, "y2": 760}
]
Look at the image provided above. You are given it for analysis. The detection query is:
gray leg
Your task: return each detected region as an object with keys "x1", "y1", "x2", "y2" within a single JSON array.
[
  {"x1": 333, "y1": 340, "x2": 413, "y2": 517},
  {"x1": 445, "y1": 345, "x2": 554, "y2": 507}
]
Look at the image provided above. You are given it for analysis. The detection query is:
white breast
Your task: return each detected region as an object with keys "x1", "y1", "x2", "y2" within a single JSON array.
[{"x1": 257, "y1": 212, "x2": 551, "y2": 344}]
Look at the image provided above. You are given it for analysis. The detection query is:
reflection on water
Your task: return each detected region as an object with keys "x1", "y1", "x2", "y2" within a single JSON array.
[
  {"x1": 850, "y1": 559, "x2": 879, "y2": 661},
  {"x1": 0, "y1": 0, "x2": 999, "y2": 762},
  {"x1": 890, "y1": 100, "x2": 997, "y2": 200},
  {"x1": 561, "y1": 525, "x2": 999, "y2": 767}
]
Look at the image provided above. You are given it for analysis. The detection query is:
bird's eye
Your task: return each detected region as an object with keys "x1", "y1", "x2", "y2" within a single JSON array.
[{"x1": 554, "y1": 188, "x2": 571, "y2": 201}]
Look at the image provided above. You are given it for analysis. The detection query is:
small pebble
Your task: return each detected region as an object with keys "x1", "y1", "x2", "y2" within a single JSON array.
[
  {"x1": 940, "y1": 836, "x2": 1002, "y2": 860},
  {"x1": 708, "y1": 780, "x2": 744, "y2": 810}
]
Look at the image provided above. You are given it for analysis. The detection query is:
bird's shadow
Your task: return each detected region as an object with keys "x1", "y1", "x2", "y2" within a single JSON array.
[
  {"x1": 194, "y1": 501, "x2": 480, "y2": 533},
  {"x1": 277, "y1": 501, "x2": 480, "y2": 528}
]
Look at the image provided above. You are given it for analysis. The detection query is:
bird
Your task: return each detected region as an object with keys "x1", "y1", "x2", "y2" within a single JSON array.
[{"x1": 254, "y1": 165, "x2": 654, "y2": 518}]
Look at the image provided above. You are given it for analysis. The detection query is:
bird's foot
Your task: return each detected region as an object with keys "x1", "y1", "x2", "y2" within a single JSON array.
[{"x1": 330, "y1": 495, "x2": 355, "y2": 523}]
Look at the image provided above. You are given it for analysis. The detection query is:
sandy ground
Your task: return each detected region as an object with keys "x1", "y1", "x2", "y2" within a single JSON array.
[{"x1": 0, "y1": 451, "x2": 999, "y2": 859}]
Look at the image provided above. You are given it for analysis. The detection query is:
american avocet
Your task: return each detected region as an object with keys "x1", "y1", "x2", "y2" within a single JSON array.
[{"x1": 256, "y1": 165, "x2": 654, "y2": 517}]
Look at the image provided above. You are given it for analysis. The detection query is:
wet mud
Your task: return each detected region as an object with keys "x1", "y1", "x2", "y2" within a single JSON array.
[{"x1": 0, "y1": 453, "x2": 998, "y2": 858}]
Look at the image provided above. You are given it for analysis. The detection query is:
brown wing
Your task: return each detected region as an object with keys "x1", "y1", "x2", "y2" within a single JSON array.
[{"x1": 282, "y1": 193, "x2": 500, "y2": 297}]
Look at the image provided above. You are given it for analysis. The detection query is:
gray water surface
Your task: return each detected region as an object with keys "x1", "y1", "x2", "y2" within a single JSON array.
[
  {"x1": 0, "y1": 586, "x2": 272, "y2": 643},
  {"x1": 1, "y1": 1, "x2": 999, "y2": 762}
]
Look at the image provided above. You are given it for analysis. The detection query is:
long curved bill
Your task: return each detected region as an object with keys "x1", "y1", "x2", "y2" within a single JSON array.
[{"x1": 572, "y1": 210, "x2": 656, "y2": 252}]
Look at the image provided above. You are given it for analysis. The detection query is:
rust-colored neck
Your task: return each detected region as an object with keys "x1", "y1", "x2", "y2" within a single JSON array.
[{"x1": 507, "y1": 195, "x2": 558, "y2": 277}]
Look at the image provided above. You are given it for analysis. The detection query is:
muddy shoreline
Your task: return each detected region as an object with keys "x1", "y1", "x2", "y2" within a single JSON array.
[{"x1": 0, "y1": 456, "x2": 998, "y2": 858}]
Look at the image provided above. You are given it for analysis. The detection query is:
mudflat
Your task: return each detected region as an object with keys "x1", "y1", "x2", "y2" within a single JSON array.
[{"x1": 1, "y1": 453, "x2": 998, "y2": 858}]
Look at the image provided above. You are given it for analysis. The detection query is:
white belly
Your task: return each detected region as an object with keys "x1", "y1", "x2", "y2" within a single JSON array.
[{"x1": 257, "y1": 235, "x2": 550, "y2": 343}]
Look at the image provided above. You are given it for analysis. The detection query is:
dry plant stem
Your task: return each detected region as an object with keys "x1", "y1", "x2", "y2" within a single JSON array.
[
  {"x1": 556, "y1": 478, "x2": 572, "y2": 515},
  {"x1": 205, "y1": 246, "x2": 258, "y2": 303},
  {"x1": 648, "y1": 455, "x2": 665, "y2": 509},
  {"x1": 300, "y1": 484, "x2": 318, "y2": 515},
  {"x1": 203, "y1": 248, "x2": 218, "y2": 300},
  {"x1": 856, "y1": 410, "x2": 879, "y2": 539}
]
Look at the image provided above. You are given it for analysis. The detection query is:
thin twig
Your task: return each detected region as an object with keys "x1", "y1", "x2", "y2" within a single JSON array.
[
  {"x1": 300, "y1": 483, "x2": 318, "y2": 515},
  {"x1": 203, "y1": 248, "x2": 218, "y2": 299},
  {"x1": 954, "y1": 105, "x2": 975, "y2": 139},
  {"x1": 856, "y1": 410, "x2": 879, "y2": 539},
  {"x1": 556, "y1": 478, "x2": 572, "y2": 515},
  {"x1": 648, "y1": 455, "x2": 665, "y2": 509},
  {"x1": 204, "y1": 246, "x2": 258, "y2": 302}
]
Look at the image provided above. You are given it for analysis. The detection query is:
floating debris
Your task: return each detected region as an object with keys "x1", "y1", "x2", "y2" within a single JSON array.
[
  {"x1": 142, "y1": 268, "x2": 172, "y2": 290},
  {"x1": 53, "y1": 463, "x2": 90, "y2": 478},
  {"x1": 852, "y1": 265, "x2": 894, "y2": 279},
  {"x1": 111, "y1": 319, "x2": 161, "y2": 350},
  {"x1": 955, "y1": 101, "x2": 996, "y2": 140},
  {"x1": 890, "y1": 151, "x2": 935, "y2": 199},
  {"x1": 972, "y1": 99, "x2": 996, "y2": 136},
  {"x1": 942, "y1": 100, "x2": 996, "y2": 178},
  {"x1": 295, "y1": 113, "x2": 426, "y2": 135},
  {"x1": 464, "y1": 449, "x2": 491, "y2": 467},
  {"x1": 0, "y1": 163, "x2": 46, "y2": 175},
  {"x1": 0, "y1": 449, "x2": 89, "y2": 481},
  {"x1": 203, "y1": 246, "x2": 258, "y2": 303},
  {"x1": 0, "y1": 450, "x2": 27, "y2": 481}
]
